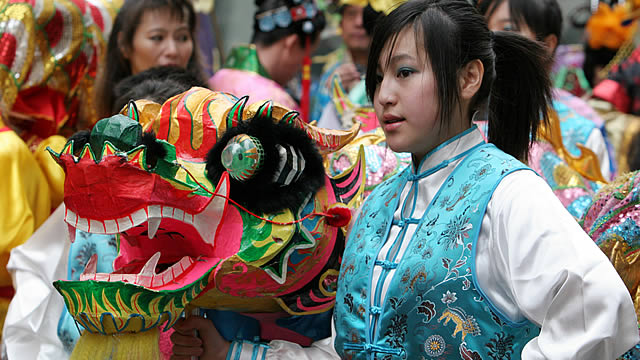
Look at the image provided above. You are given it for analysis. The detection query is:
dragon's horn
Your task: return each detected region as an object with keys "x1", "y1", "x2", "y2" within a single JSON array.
[
  {"x1": 281, "y1": 110, "x2": 299, "y2": 125},
  {"x1": 255, "y1": 100, "x2": 274, "y2": 121},
  {"x1": 226, "y1": 95, "x2": 249, "y2": 129},
  {"x1": 126, "y1": 100, "x2": 140, "y2": 123}
]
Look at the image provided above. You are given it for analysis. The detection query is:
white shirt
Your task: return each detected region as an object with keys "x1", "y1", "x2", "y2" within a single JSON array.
[
  {"x1": 239, "y1": 128, "x2": 638, "y2": 360},
  {"x1": 2, "y1": 205, "x2": 69, "y2": 359}
]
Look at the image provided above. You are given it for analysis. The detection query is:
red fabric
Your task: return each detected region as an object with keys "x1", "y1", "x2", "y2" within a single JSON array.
[
  {"x1": 593, "y1": 78, "x2": 631, "y2": 114},
  {"x1": 0, "y1": 286, "x2": 15, "y2": 299},
  {"x1": 12, "y1": 86, "x2": 68, "y2": 139},
  {"x1": 158, "y1": 328, "x2": 174, "y2": 360},
  {"x1": 300, "y1": 37, "x2": 312, "y2": 122}
]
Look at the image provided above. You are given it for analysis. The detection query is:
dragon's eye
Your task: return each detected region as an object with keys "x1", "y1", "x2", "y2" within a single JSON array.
[{"x1": 221, "y1": 134, "x2": 264, "y2": 181}]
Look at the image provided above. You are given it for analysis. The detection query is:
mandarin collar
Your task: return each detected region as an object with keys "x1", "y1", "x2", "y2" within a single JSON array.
[{"x1": 413, "y1": 125, "x2": 486, "y2": 175}]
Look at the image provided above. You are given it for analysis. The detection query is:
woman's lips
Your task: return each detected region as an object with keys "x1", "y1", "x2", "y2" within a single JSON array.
[{"x1": 381, "y1": 114, "x2": 405, "y2": 130}]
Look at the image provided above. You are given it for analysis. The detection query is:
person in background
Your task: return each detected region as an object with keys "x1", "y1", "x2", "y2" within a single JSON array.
[
  {"x1": 310, "y1": 0, "x2": 372, "y2": 122},
  {"x1": 478, "y1": 0, "x2": 616, "y2": 180},
  {"x1": 112, "y1": 65, "x2": 208, "y2": 114},
  {"x1": 95, "y1": 0, "x2": 205, "y2": 119},
  {"x1": 0, "y1": 0, "x2": 121, "y2": 342},
  {"x1": 169, "y1": 1, "x2": 639, "y2": 359},
  {"x1": 208, "y1": 0, "x2": 326, "y2": 119}
]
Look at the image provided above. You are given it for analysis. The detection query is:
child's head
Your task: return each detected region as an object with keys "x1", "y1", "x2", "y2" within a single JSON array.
[
  {"x1": 112, "y1": 66, "x2": 207, "y2": 114},
  {"x1": 365, "y1": 0, "x2": 552, "y2": 162}
]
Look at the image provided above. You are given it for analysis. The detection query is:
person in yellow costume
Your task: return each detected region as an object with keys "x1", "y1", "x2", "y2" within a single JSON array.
[
  {"x1": 0, "y1": 117, "x2": 66, "y2": 333},
  {"x1": 0, "y1": 0, "x2": 121, "y2": 338}
]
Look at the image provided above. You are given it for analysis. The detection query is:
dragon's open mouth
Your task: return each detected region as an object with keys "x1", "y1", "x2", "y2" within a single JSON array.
[{"x1": 65, "y1": 174, "x2": 231, "y2": 291}]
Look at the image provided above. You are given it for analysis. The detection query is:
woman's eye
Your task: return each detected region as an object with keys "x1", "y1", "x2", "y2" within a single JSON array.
[
  {"x1": 177, "y1": 34, "x2": 190, "y2": 42},
  {"x1": 150, "y1": 35, "x2": 163, "y2": 41},
  {"x1": 375, "y1": 74, "x2": 383, "y2": 84},
  {"x1": 502, "y1": 24, "x2": 514, "y2": 31},
  {"x1": 398, "y1": 69, "x2": 412, "y2": 78}
]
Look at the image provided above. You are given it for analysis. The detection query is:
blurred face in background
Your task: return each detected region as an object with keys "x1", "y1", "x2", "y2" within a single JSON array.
[
  {"x1": 341, "y1": 5, "x2": 370, "y2": 53},
  {"x1": 124, "y1": 8, "x2": 194, "y2": 75},
  {"x1": 485, "y1": 0, "x2": 536, "y2": 40}
]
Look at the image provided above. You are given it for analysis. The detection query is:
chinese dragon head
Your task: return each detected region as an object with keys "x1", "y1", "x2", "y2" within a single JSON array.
[{"x1": 49, "y1": 87, "x2": 365, "y2": 356}]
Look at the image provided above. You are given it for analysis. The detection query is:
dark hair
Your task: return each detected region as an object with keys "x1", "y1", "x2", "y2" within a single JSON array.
[
  {"x1": 95, "y1": 0, "x2": 204, "y2": 119},
  {"x1": 629, "y1": 133, "x2": 640, "y2": 172},
  {"x1": 363, "y1": 5, "x2": 382, "y2": 36},
  {"x1": 477, "y1": 0, "x2": 563, "y2": 44},
  {"x1": 252, "y1": 0, "x2": 326, "y2": 47},
  {"x1": 583, "y1": 45, "x2": 617, "y2": 86},
  {"x1": 112, "y1": 66, "x2": 208, "y2": 113},
  {"x1": 365, "y1": 0, "x2": 552, "y2": 161}
]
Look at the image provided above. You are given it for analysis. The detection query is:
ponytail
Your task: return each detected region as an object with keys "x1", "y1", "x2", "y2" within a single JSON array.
[{"x1": 487, "y1": 31, "x2": 553, "y2": 162}]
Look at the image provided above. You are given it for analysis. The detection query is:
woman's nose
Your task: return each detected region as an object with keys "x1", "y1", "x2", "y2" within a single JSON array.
[
  {"x1": 164, "y1": 39, "x2": 178, "y2": 57},
  {"x1": 376, "y1": 79, "x2": 396, "y2": 106}
]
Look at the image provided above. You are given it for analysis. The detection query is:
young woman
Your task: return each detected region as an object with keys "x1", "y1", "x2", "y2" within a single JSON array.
[
  {"x1": 95, "y1": 0, "x2": 204, "y2": 118},
  {"x1": 477, "y1": 0, "x2": 615, "y2": 181},
  {"x1": 170, "y1": 1, "x2": 639, "y2": 359}
]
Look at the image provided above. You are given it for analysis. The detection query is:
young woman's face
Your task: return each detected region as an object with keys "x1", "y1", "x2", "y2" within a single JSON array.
[
  {"x1": 126, "y1": 9, "x2": 193, "y2": 75},
  {"x1": 486, "y1": 0, "x2": 536, "y2": 40},
  {"x1": 374, "y1": 28, "x2": 442, "y2": 163}
]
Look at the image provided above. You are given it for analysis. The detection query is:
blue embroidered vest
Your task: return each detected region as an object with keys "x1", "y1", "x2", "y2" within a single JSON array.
[{"x1": 335, "y1": 143, "x2": 540, "y2": 359}]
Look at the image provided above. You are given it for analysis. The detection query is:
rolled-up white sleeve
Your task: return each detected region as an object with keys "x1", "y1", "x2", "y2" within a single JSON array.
[
  {"x1": 476, "y1": 170, "x2": 639, "y2": 359},
  {"x1": 225, "y1": 337, "x2": 338, "y2": 360},
  {"x1": 225, "y1": 318, "x2": 339, "y2": 360}
]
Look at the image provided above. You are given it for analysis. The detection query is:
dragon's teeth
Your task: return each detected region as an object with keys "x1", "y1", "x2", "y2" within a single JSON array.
[
  {"x1": 79, "y1": 254, "x2": 98, "y2": 280},
  {"x1": 131, "y1": 208, "x2": 147, "y2": 227},
  {"x1": 148, "y1": 205, "x2": 161, "y2": 218},
  {"x1": 116, "y1": 216, "x2": 134, "y2": 232},
  {"x1": 139, "y1": 251, "x2": 161, "y2": 276},
  {"x1": 193, "y1": 173, "x2": 229, "y2": 246},
  {"x1": 67, "y1": 224, "x2": 77, "y2": 243},
  {"x1": 104, "y1": 219, "x2": 118, "y2": 234},
  {"x1": 148, "y1": 218, "x2": 161, "y2": 239},
  {"x1": 76, "y1": 216, "x2": 89, "y2": 232},
  {"x1": 64, "y1": 208, "x2": 78, "y2": 226},
  {"x1": 89, "y1": 219, "x2": 105, "y2": 234}
]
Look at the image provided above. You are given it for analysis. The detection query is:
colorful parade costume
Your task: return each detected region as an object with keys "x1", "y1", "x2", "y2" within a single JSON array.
[
  {"x1": 209, "y1": 45, "x2": 300, "y2": 112},
  {"x1": 581, "y1": 171, "x2": 640, "y2": 359},
  {"x1": 0, "y1": 0, "x2": 120, "y2": 339},
  {"x1": 333, "y1": 126, "x2": 636, "y2": 359},
  {"x1": 48, "y1": 87, "x2": 367, "y2": 358},
  {"x1": 224, "y1": 126, "x2": 638, "y2": 359}
]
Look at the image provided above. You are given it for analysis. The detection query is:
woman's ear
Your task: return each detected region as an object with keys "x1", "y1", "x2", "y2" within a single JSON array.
[
  {"x1": 543, "y1": 34, "x2": 558, "y2": 55},
  {"x1": 459, "y1": 59, "x2": 484, "y2": 100},
  {"x1": 118, "y1": 32, "x2": 130, "y2": 59},
  {"x1": 282, "y1": 33, "x2": 301, "y2": 55}
]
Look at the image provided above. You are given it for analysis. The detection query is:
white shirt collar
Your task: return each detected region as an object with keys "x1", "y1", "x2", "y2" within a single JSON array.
[{"x1": 414, "y1": 125, "x2": 486, "y2": 175}]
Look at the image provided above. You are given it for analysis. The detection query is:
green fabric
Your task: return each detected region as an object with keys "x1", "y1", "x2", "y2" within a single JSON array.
[
  {"x1": 347, "y1": 79, "x2": 368, "y2": 106},
  {"x1": 224, "y1": 45, "x2": 271, "y2": 79}
]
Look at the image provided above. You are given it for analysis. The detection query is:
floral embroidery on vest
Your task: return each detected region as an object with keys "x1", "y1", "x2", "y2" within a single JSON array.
[{"x1": 335, "y1": 144, "x2": 540, "y2": 360}]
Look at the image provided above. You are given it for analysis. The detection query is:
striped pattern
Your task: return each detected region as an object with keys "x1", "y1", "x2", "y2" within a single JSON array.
[{"x1": 273, "y1": 144, "x2": 306, "y2": 186}]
